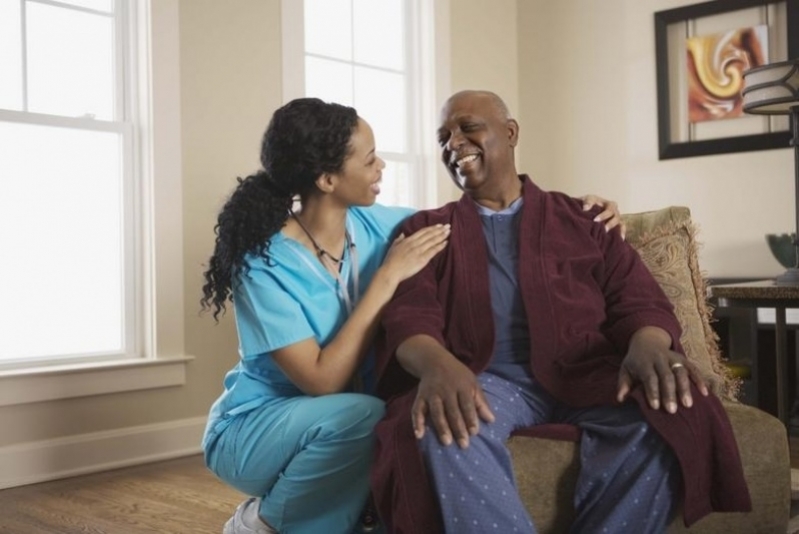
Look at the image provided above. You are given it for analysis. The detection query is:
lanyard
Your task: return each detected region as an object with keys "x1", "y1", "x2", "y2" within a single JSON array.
[
  {"x1": 331, "y1": 232, "x2": 359, "y2": 315},
  {"x1": 287, "y1": 217, "x2": 363, "y2": 392}
]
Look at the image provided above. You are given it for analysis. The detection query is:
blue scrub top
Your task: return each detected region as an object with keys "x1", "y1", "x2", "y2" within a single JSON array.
[{"x1": 203, "y1": 204, "x2": 414, "y2": 445}]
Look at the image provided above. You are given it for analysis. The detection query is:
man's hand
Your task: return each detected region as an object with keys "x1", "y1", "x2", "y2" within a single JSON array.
[
  {"x1": 411, "y1": 356, "x2": 495, "y2": 448},
  {"x1": 616, "y1": 326, "x2": 709, "y2": 413}
]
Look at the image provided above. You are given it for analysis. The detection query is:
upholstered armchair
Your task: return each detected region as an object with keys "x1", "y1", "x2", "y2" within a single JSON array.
[{"x1": 506, "y1": 206, "x2": 791, "y2": 533}]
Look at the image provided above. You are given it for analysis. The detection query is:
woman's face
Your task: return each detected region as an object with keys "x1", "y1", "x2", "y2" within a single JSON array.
[{"x1": 330, "y1": 118, "x2": 385, "y2": 207}]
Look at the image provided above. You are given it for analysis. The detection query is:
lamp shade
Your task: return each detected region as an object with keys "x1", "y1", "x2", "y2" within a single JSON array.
[
  {"x1": 742, "y1": 58, "x2": 799, "y2": 285},
  {"x1": 741, "y1": 59, "x2": 799, "y2": 114}
]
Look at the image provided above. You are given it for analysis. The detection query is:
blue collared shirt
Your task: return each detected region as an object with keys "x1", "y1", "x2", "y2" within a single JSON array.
[{"x1": 476, "y1": 198, "x2": 531, "y2": 377}]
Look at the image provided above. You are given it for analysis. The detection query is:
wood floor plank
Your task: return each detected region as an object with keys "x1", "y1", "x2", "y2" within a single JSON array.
[
  {"x1": 0, "y1": 455, "x2": 244, "y2": 534},
  {"x1": 3, "y1": 439, "x2": 794, "y2": 533}
]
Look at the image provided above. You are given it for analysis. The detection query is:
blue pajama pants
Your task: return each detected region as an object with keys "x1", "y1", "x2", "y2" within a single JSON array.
[
  {"x1": 204, "y1": 393, "x2": 384, "y2": 534},
  {"x1": 420, "y1": 372, "x2": 680, "y2": 534}
]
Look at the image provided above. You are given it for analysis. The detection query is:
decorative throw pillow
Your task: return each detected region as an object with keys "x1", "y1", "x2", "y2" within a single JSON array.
[{"x1": 622, "y1": 207, "x2": 737, "y2": 400}]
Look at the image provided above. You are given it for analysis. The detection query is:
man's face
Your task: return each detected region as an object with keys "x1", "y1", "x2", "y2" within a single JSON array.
[{"x1": 436, "y1": 93, "x2": 517, "y2": 191}]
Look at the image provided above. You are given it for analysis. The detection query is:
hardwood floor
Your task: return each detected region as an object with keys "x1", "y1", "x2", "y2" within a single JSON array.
[
  {"x1": 0, "y1": 455, "x2": 244, "y2": 534},
  {"x1": 2, "y1": 439, "x2": 798, "y2": 534}
]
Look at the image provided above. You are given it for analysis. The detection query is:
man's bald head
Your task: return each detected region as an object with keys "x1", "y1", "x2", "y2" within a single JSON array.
[{"x1": 443, "y1": 90, "x2": 513, "y2": 121}]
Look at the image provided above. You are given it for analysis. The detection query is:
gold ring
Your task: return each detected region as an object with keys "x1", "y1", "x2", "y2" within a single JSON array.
[{"x1": 670, "y1": 362, "x2": 685, "y2": 371}]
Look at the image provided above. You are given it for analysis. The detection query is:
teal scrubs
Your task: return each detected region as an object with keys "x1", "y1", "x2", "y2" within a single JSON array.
[{"x1": 203, "y1": 204, "x2": 413, "y2": 534}]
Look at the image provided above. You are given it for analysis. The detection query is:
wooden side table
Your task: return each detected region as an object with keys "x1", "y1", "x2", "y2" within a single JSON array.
[{"x1": 710, "y1": 280, "x2": 799, "y2": 427}]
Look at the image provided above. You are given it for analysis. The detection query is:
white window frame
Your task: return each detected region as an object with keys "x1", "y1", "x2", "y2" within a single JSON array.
[
  {"x1": 281, "y1": 0, "x2": 450, "y2": 209},
  {"x1": 0, "y1": 0, "x2": 191, "y2": 407}
]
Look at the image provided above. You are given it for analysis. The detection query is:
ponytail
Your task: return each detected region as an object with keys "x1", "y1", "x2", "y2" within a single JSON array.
[{"x1": 200, "y1": 171, "x2": 293, "y2": 321}]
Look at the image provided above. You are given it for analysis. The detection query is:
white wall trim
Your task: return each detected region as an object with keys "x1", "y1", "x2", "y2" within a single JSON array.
[
  {"x1": 145, "y1": 0, "x2": 185, "y2": 360},
  {"x1": 0, "y1": 416, "x2": 206, "y2": 490},
  {"x1": 431, "y1": 0, "x2": 455, "y2": 204},
  {"x1": 0, "y1": 356, "x2": 193, "y2": 407}
]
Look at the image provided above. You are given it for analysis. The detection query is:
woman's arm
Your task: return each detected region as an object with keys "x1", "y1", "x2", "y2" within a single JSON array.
[{"x1": 272, "y1": 224, "x2": 450, "y2": 395}]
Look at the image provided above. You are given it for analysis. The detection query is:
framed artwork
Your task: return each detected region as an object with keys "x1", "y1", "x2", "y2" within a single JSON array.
[{"x1": 655, "y1": 0, "x2": 799, "y2": 159}]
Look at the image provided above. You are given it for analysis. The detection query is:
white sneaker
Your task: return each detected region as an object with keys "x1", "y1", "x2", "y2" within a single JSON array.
[{"x1": 222, "y1": 498, "x2": 278, "y2": 534}]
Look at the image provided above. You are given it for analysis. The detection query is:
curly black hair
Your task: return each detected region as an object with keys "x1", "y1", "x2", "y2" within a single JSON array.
[{"x1": 200, "y1": 98, "x2": 359, "y2": 320}]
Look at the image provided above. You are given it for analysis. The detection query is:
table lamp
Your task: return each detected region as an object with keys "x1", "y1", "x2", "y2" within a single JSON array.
[{"x1": 741, "y1": 59, "x2": 799, "y2": 285}]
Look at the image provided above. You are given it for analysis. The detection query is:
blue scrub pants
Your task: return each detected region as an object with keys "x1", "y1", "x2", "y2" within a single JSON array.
[
  {"x1": 420, "y1": 372, "x2": 680, "y2": 534},
  {"x1": 204, "y1": 393, "x2": 384, "y2": 534}
]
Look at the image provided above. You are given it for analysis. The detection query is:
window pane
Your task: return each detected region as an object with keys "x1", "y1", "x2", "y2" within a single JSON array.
[
  {"x1": 0, "y1": 0, "x2": 23, "y2": 111},
  {"x1": 380, "y1": 159, "x2": 411, "y2": 207},
  {"x1": 304, "y1": 0, "x2": 352, "y2": 61},
  {"x1": 0, "y1": 122, "x2": 124, "y2": 361},
  {"x1": 26, "y1": 3, "x2": 114, "y2": 119},
  {"x1": 353, "y1": 0, "x2": 404, "y2": 70},
  {"x1": 306, "y1": 56, "x2": 353, "y2": 106},
  {"x1": 354, "y1": 67, "x2": 406, "y2": 153},
  {"x1": 51, "y1": 0, "x2": 114, "y2": 12}
]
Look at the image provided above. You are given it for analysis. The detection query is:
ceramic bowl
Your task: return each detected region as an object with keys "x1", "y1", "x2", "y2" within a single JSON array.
[{"x1": 766, "y1": 233, "x2": 797, "y2": 269}]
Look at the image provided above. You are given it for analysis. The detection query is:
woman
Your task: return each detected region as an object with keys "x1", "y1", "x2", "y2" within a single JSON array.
[{"x1": 200, "y1": 98, "x2": 623, "y2": 534}]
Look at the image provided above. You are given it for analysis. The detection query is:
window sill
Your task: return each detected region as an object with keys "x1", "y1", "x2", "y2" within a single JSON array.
[{"x1": 0, "y1": 356, "x2": 194, "y2": 407}]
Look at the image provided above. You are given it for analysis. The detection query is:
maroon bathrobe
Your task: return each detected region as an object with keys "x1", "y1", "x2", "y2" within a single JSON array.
[{"x1": 372, "y1": 176, "x2": 751, "y2": 533}]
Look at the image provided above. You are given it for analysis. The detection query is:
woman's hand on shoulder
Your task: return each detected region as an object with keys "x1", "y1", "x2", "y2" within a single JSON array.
[
  {"x1": 580, "y1": 194, "x2": 626, "y2": 240},
  {"x1": 379, "y1": 224, "x2": 450, "y2": 286}
]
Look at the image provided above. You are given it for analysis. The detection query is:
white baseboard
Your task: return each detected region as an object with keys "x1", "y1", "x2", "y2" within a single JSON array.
[{"x1": 0, "y1": 416, "x2": 207, "y2": 490}]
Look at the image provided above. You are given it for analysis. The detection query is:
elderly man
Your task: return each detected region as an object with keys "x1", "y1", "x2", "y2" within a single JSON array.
[{"x1": 371, "y1": 90, "x2": 750, "y2": 533}]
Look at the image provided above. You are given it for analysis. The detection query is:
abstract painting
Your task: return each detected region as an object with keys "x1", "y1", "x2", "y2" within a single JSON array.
[
  {"x1": 655, "y1": 0, "x2": 798, "y2": 159},
  {"x1": 686, "y1": 25, "x2": 768, "y2": 122}
]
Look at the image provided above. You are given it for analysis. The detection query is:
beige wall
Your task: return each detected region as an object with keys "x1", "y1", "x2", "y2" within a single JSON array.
[
  {"x1": 0, "y1": 1, "x2": 282, "y2": 451},
  {"x1": 181, "y1": 0, "x2": 284, "y2": 428},
  {"x1": 10, "y1": 0, "x2": 779, "y2": 470},
  {"x1": 517, "y1": 0, "x2": 794, "y2": 278},
  {"x1": 449, "y1": 0, "x2": 518, "y2": 119},
  {"x1": 180, "y1": 0, "x2": 523, "y2": 442},
  {"x1": 0, "y1": 0, "x2": 524, "y2": 453}
]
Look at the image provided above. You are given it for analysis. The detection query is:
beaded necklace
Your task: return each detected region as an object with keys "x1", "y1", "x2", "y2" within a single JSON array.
[
  {"x1": 290, "y1": 212, "x2": 360, "y2": 314},
  {"x1": 292, "y1": 212, "x2": 350, "y2": 267}
]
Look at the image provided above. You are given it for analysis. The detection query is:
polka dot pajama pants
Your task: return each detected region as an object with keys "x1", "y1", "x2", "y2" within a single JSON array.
[{"x1": 419, "y1": 372, "x2": 680, "y2": 534}]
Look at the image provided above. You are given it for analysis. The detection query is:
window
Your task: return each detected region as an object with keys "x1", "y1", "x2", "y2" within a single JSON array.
[
  {"x1": 0, "y1": 0, "x2": 188, "y2": 403},
  {"x1": 0, "y1": 0, "x2": 135, "y2": 366},
  {"x1": 282, "y1": 0, "x2": 445, "y2": 208}
]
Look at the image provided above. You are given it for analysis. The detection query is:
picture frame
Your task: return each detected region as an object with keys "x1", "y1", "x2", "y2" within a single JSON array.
[{"x1": 655, "y1": 0, "x2": 799, "y2": 159}]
